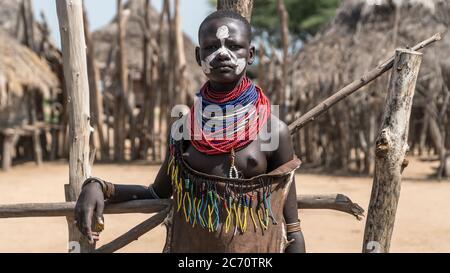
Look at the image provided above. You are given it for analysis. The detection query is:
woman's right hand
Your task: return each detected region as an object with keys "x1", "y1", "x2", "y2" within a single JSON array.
[{"x1": 74, "y1": 182, "x2": 105, "y2": 244}]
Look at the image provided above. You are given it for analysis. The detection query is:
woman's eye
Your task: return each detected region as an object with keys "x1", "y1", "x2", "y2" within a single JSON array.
[
  {"x1": 206, "y1": 45, "x2": 219, "y2": 50},
  {"x1": 230, "y1": 45, "x2": 241, "y2": 50}
]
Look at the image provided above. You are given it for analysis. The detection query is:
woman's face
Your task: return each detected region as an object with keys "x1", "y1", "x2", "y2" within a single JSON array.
[{"x1": 196, "y1": 17, "x2": 255, "y2": 85}]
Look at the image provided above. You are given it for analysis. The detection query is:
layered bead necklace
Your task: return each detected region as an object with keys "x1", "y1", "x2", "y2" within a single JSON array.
[{"x1": 189, "y1": 77, "x2": 271, "y2": 178}]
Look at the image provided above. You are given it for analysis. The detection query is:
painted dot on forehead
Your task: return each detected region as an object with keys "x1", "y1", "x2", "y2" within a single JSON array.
[{"x1": 216, "y1": 25, "x2": 230, "y2": 40}]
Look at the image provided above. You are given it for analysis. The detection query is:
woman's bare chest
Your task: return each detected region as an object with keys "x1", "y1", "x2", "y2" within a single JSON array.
[{"x1": 182, "y1": 139, "x2": 268, "y2": 179}]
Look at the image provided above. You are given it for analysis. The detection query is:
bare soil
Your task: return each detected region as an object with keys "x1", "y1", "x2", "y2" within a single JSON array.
[{"x1": 0, "y1": 157, "x2": 448, "y2": 253}]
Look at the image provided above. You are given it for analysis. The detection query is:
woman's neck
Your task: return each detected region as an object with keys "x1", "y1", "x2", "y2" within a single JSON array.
[{"x1": 209, "y1": 76, "x2": 245, "y2": 93}]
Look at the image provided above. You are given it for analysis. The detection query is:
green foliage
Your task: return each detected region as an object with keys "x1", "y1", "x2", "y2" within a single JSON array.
[{"x1": 208, "y1": 0, "x2": 340, "y2": 42}]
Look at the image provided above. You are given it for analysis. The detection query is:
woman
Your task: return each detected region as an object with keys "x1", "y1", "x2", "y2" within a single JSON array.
[{"x1": 75, "y1": 10, "x2": 305, "y2": 253}]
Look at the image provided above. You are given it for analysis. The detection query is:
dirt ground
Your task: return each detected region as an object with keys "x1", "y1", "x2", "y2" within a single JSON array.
[{"x1": 0, "y1": 157, "x2": 449, "y2": 253}]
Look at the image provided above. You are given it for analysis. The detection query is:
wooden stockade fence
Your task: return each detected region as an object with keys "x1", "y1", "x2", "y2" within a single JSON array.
[
  {"x1": 1, "y1": 0, "x2": 448, "y2": 176},
  {"x1": 0, "y1": 36, "x2": 439, "y2": 252},
  {"x1": 0, "y1": 196, "x2": 363, "y2": 253},
  {"x1": 0, "y1": 0, "x2": 441, "y2": 253}
]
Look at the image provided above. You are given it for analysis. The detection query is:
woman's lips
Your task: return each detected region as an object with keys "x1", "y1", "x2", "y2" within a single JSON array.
[{"x1": 213, "y1": 64, "x2": 235, "y2": 73}]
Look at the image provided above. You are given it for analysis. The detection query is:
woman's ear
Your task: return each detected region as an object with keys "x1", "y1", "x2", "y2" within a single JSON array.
[
  {"x1": 195, "y1": 47, "x2": 201, "y2": 66},
  {"x1": 248, "y1": 45, "x2": 256, "y2": 65}
]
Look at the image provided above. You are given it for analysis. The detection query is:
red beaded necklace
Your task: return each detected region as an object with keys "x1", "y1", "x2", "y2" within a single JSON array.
[{"x1": 189, "y1": 77, "x2": 271, "y2": 156}]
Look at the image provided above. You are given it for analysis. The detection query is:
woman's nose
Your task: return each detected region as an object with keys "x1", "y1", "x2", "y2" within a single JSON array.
[{"x1": 217, "y1": 51, "x2": 231, "y2": 61}]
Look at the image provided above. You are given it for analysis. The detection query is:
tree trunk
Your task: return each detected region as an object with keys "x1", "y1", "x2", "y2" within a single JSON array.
[
  {"x1": 83, "y1": 6, "x2": 108, "y2": 161},
  {"x1": 158, "y1": 0, "x2": 171, "y2": 161},
  {"x1": 276, "y1": 0, "x2": 289, "y2": 120},
  {"x1": 56, "y1": 0, "x2": 95, "y2": 253},
  {"x1": 114, "y1": 0, "x2": 128, "y2": 162},
  {"x1": 363, "y1": 49, "x2": 422, "y2": 253},
  {"x1": 138, "y1": 0, "x2": 153, "y2": 161},
  {"x1": 217, "y1": 0, "x2": 253, "y2": 22},
  {"x1": 174, "y1": 0, "x2": 188, "y2": 106}
]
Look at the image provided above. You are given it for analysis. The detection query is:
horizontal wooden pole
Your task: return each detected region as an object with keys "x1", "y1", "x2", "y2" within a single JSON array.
[
  {"x1": 0, "y1": 199, "x2": 171, "y2": 219},
  {"x1": 0, "y1": 194, "x2": 363, "y2": 219}
]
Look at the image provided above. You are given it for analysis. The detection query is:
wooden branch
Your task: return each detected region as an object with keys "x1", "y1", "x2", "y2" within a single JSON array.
[
  {"x1": 363, "y1": 49, "x2": 423, "y2": 253},
  {"x1": 288, "y1": 33, "x2": 442, "y2": 134},
  {"x1": 0, "y1": 195, "x2": 362, "y2": 219},
  {"x1": 56, "y1": 0, "x2": 93, "y2": 253},
  {"x1": 0, "y1": 199, "x2": 172, "y2": 219},
  {"x1": 95, "y1": 206, "x2": 171, "y2": 253},
  {"x1": 297, "y1": 194, "x2": 365, "y2": 220}
]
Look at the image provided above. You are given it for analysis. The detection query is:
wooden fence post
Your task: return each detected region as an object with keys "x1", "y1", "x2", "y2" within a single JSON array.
[
  {"x1": 56, "y1": 0, "x2": 95, "y2": 253},
  {"x1": 362, "y1": 48, "x2": 423, "y2": 253}
]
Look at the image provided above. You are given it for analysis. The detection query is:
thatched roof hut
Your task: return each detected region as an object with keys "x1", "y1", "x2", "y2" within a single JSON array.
[
  {"x1": 0, "y1": 0, "x2": 54, "y2": 48},
  {"x1": 288, "y1": 0, "x2": 449, "y2": 173},
  {"x1": 92, "y1": 0, "x2": 205, "y2": 98},
  {"x1": 0, "y1": 28, "x2": 60, "y2": 170},
  {"x1": 0, "y1": 29, "x2": 59, "y2": 128}
]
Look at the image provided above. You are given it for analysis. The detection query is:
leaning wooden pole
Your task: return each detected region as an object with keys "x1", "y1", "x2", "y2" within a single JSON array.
[
  {"x1": 288, "y1": 33, "x2": 441, "y2": 134},
  {"x1": 56, "y1": 0, "x2": 95, "y2": 253},
  {"x1": 362, "y1": 48, "x2": 423, "y2": 253}
]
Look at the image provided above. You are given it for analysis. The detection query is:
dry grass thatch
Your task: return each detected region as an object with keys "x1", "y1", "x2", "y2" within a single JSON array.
[
  {"x1": 292, "y1": 0, "x2": 449, "y2": 107},
  {"x1": 0, "y1": 29, "x2": 59, "y2": 98},
  {"x1": 92, "y1": 0, "x2": 205, "y2": 93},
  {"x1": 287, "y1": 0, "x2": 450, "y2": 171}
]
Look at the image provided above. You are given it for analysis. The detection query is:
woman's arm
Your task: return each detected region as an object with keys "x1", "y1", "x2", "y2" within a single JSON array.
[
  {"x1": 283, "y1": 180, "x2": 306, "y2": 253},
  {"x1": 74, "y1": 146, "x2": 173, "y2": 243},
  {"x1": 107, "y1": 155, "x2": 173, "y2": 203},
  {"x1": 267, "y1": 117, "x2": 306, "y2": 253}
]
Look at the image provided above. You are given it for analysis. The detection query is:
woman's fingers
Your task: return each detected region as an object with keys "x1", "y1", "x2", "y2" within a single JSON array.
[
  {"x1": 82, "y1": 207, "x2": 95, "y2": 244},
  {"x1": 94, "y1": 201, "x2": 105, "y2": 232},
  {"x1": 74, "y1": 204, "x2": 84, "y2": 234},
  {"x1": 91, "y1": 232, "x2": 100, "y2": 241}
]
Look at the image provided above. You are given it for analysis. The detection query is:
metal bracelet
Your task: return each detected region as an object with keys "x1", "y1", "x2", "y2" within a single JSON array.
[{"x1": 286, "y1": 220, "x2": 302, "y2": 234}]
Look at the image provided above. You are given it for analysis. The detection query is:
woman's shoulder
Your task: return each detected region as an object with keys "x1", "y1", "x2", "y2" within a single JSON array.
[
  {"x1": 263, "y1": 114, "x2": 294, "y2": 170},
  {"x1": 260, "y1": 114, "x2": 291, "y2": 144}
]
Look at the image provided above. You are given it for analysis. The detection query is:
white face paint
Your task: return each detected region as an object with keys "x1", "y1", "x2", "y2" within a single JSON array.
[{"x1": 201, "y1": 25, "x2": 247, "y2": 76}]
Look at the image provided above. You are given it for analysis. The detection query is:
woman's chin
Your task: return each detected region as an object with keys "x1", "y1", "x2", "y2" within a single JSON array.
[{"x1": 206, "y1": 71, "x2": 244, "y2": 84}]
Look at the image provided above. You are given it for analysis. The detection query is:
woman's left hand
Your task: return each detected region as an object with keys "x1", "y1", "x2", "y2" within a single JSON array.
[{"x1": 285, "y1": 231, "x2": 306, "y2": 253}]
